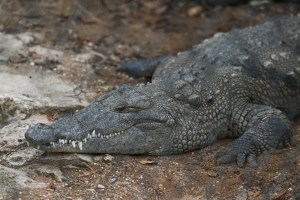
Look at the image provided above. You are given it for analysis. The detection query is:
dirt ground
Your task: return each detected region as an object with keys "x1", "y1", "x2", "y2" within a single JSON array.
[{"x1": 1, "y1": 0, "x2": 300, "y2": 199}]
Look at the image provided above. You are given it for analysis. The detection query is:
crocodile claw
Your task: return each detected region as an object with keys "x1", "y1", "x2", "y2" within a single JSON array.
[{"x1": 216, "y1": 145, "x2": 258, "y2": 167}]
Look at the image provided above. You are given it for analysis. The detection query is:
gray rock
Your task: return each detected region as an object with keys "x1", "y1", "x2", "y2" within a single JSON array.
[
  {"x1": 3, "y1": 147, "x2": 44, "y2": 166},
  {"x1": 30, "y1": 164, "x2": 64, "y2": 182},
  {"x1": 0, "y1": 164, "x2": 47, "y2": 199},
  {"x1": 0, "y1": 114, "x2": 48, "y2": 151},
  {"x1": 0, "y1": 32, "x2": 33, "y2": 61},
  {"x1": 0, "y1": 71, "x2": 86, "y2": 110},
  {"x1": 0, "y1": 31, "x2": 89, "y2": 196},
  {"x1": 0, "y1": 64, "x2": 87, "y2": 150},
  {"x1": 29, "y1": 45, "x2": 64, "y2": 63}
]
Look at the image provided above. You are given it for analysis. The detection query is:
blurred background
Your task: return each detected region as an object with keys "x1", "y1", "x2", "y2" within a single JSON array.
[{"x1": 1, "y1": 0, "x2": 299, "y2": 97}]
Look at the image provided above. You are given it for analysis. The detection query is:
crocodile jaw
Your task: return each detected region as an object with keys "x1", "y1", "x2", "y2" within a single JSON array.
[
  {"x1": 25, "y1": 84, "x2": 176, "y2": 154},
  {"x1": 26, "y1": 121, "x2": 173, "y2": 154}
]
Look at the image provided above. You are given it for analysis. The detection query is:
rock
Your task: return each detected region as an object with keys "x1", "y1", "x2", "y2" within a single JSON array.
[
  {"x1": 0, "y1": 31, "x2": 88, "y2": 199},
  {"x1": 0, "y1": 164, "x2": 47, "y2": 199},
  {"x1": 93, "y1": 155, "x2": 103, "y2": 162},
  {"x1": 29, "y1": 45, "x2": 64, "y2": 62},
  {"x1": 0, "y1": 71, "x2": 86, "y2": 110},
  {"x1": 87, "y1": 188, "x2": 96, "y2": 192},
  {"x1": 235, "y1": 186, "x2": 248, "y2": 200},
  {"x1": 0, "y1": 30, "x2": 105, "y2": 199},
  {"x1": 97, "y1": 184, "x2": 105, "y2": 189},
  {"x1": 0, "y1": 32, "x2": 33, "y2": 61},
  {"x1": 74, "y1": 53, "x2": 94, "y2": 63},
  {"x1": 30, "y1": 164, "x2": 64, "y2": 182},
  {"x1": 0, "y1": 97, "x2": 17, "y2": 128},
  {"x1": 28, "y1": 153, "x2": 96, "y2": 170},
  {"x1": 206, "y1": 170, "x2": 218, "y2": 177},
  {"x1": 138, "y1": 159, "x2": 157, "y2": 165},
  {"x1": 28, "y1": 45, "x2": 64, "y2": 69},
  {"x1": 187, "y1": 6, "x2": 203, "y2": 17},
  {"x1": 0, "y1": 115, "x2": 48, "y2": 151},
  {"x1": 4, "y1": 147, "x2": 43, "y2": 166},
  {"x1": 0, "y1": 68, "x2": 86, "y2": 151},
  {"x1": 103, "y1": 154, "x2": 115, "y2": 163},
  {"x1": 77, "y1": 154, "x2": 94, "y2": 163}
]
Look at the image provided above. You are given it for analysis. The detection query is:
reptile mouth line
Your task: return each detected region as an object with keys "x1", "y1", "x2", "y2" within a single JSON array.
[
  {"x1": 33, "y1": 121, "x2": 170, "y2": 151},
  {"x1": 35, "y1": 129, "x2": 126, "y2": 151}
]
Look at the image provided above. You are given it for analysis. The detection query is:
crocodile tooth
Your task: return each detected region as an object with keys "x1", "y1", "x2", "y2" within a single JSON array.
[
  {"x1": 98, "y1": 133, "x2": 101, "y2": 137},
  {"x1": 26, "y1": 141, "x2": 30, "y2": 146},
  {"x1": 64, "y1": 140, "x2": 68, "y2": 144},
  {"x1": 50, "y1": 142, "x2": 54, "y2": 146},
  {"x1": 101, "y1": 135, "x2": 104, "y2": 139},
  {"x1": 71, "y1": 141, "x2": 76, "y2": 148},
  {"x1": 83, "y1": 138, "x2": 87, "y2": 143},
  {"x1": 92, "y1": 130, "x2": 96, "y2": 138},
  {"x1": 78, "y1": 141, "x2": 83, "y2": 151},
  {"x1": 87, "y1": 134, "x2": 92, "y2": 139},
  {"x1": 68, "y1": 140, "x2": 72, "y2": 144},
  {"x1": 109, "y1": 134, "x2": 112, "y2": 137}
]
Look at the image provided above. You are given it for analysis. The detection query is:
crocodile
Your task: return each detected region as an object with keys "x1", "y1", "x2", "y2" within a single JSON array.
[{"x1": 25, "y1": 16, "x2": 300, "y2": 167}]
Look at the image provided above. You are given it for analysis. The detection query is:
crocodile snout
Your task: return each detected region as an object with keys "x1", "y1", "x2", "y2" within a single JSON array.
[{"x1": 25, "y1": 123, "x2": 55, "y2": 145}]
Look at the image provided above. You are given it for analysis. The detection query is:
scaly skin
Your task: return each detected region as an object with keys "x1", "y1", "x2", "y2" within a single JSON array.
[{"x1": 25, "y1": 16, "x2": 300, "y2": 167}]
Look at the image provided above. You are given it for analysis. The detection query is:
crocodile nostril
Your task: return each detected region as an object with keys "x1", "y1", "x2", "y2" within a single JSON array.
[{"x1": 36, "y1": 123, "x2": 50, "y2": 130}]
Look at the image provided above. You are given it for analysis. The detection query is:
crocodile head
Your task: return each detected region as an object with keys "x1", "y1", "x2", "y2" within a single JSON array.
[{"x1": 25, "y1": 83, "x2": 193, "y2": 155}]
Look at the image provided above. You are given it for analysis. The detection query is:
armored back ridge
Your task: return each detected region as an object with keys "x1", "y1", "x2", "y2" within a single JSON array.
[{"x1": 26, "y1": 16, "x2": 300, "y2": 167}]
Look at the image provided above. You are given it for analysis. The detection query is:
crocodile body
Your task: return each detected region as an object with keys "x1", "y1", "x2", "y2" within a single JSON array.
[{"x1": 26, "y1": 16, "x2": 300, "y2": 167}]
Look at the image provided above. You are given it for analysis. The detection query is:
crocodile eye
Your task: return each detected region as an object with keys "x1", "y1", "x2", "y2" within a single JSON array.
[
  {"x1": 113, "y1": 105, "x2": 127, "y2": 112},
  {"x1": 112, "y1": 103, "x2": 128, "y2": 112},
  {"x1": 206, "y1": 96, "x2": 214, "y2": 105},
  {"x1": 126, "y1": 107, "x2": 140, "y2": 112},
  {"x1": 112, "y1": 104, "x2": 140, "y2": 113}
]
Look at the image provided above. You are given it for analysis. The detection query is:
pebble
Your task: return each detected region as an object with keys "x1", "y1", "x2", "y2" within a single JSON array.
[
  {"x1": 103, "y1": 154, "x2": 115, "y2": 162},
  {"x1": 187, "y1": 6, "x2": 203, "y2": 17},
  {"x1": 97, "y1": 184, "x2": 105, "y2": 189},
  {"x1": 207, "y1": 171, "x2": 218, "y2": 177}
]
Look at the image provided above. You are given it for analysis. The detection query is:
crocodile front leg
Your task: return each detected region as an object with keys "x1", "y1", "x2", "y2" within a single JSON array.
[{"x1": 217, "y1": 104, "x2": 292, "y2": 167}]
